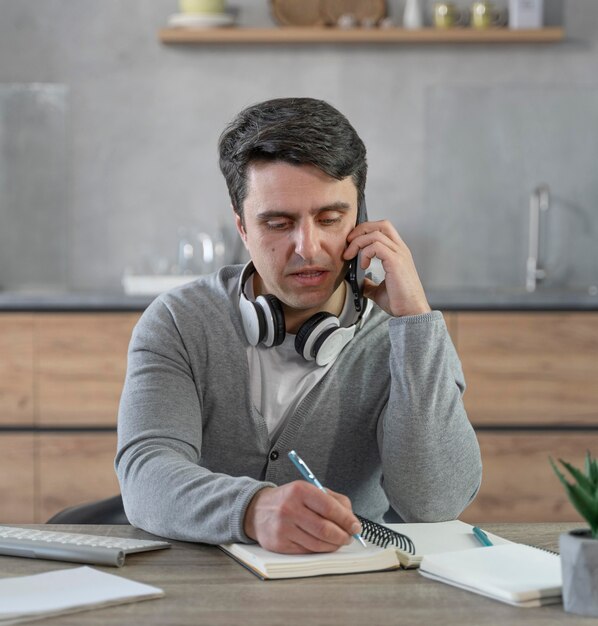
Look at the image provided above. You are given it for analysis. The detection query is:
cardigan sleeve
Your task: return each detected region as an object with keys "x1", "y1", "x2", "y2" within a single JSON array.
[
  {"x1": 377, "y1": 311, "x2": 482, "y2": 522},
  {"x1": 115, "y1": 298, "x2": 274, "y2": 544}
]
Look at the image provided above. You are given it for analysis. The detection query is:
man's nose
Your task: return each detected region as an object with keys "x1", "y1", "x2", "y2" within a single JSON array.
[{"x1": 293, "y1": 221, "x2": 319, "y2": 260}]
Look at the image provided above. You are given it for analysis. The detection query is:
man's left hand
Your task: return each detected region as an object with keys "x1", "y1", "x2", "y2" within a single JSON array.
[{"x1": 344, "y1": 220, "x2": 431, "y2": 318}]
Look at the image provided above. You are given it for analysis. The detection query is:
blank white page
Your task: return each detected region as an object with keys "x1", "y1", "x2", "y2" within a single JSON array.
[
  {"x1": 387, "y1": 520, "x2": 512, "y2": 556},
  {"x1": 0, "y1": 566, "x2": 163, "y2": 624},
  {"x1": 420, "y1": 543, "x2": 562, "y2": 603}
]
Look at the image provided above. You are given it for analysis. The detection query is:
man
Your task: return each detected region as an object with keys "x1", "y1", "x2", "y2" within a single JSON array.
[{"x1": 116, "y1": 97, "x2": 481, "y2": 554}]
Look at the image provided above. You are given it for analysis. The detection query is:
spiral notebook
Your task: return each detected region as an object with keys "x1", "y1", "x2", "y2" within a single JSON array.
[{"x1": 219, "y1": 517, "x2": 511, "y2": 580}]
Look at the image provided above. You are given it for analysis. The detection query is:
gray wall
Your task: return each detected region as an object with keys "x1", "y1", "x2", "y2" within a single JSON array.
[{"x1": 0, "y1": 0, "x2": 596, "y2": 292}]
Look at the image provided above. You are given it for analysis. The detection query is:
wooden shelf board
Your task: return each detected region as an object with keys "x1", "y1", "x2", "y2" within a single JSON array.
[{"x1": 159, "y1": 26, "x2": 565, "y2": 45}]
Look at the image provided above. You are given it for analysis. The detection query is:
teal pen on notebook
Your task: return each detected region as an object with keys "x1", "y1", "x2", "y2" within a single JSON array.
[
  {"x1": 472, "y1": 526, "x2": 494, "y2": 547},
  {"x1": 287, "y1": 450, "x2": 367, "y2": 548}
]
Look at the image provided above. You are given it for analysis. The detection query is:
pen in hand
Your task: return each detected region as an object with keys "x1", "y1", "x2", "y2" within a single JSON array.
[
  {"x1": 287, "y1": 450, "x2": 368, "y2": 548},
  {"x1": 472, "y1": 526, "x2": 494, "y2": 547}
]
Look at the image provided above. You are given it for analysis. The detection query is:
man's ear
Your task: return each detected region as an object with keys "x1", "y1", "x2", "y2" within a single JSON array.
[{"x1": 234, "y1": 209, "x2": 249, "y2": 249}]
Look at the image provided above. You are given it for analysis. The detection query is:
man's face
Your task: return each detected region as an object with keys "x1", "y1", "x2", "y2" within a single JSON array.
[{"x1": 235, "y1": 161, "x2": 358, "y2": 328}]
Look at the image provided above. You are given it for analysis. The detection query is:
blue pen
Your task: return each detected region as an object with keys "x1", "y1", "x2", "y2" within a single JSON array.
[
  {"x1": 472, "y1": 526, "x2": 494, "y2": 547},
  {"x1": 288, "y1": 450, "x2": 367, "y2": 548}
]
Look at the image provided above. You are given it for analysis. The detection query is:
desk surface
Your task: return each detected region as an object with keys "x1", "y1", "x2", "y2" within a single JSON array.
[{"x1": 0, "y1": 523, "x2": 588, "y2": 626}]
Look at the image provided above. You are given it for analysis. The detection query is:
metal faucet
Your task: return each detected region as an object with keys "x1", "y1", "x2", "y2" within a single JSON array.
[{"x1": 526, "y1": 184, "x2": 550, "y2": 292}]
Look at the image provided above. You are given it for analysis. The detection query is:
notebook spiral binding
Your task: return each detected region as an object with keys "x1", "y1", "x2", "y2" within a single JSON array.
[
  {"x1": 526, "y1": 543, "x2": 559, "y2": 556},
  {"x1": 356, "y1": 515, "x2": 416, "y2": 554}
]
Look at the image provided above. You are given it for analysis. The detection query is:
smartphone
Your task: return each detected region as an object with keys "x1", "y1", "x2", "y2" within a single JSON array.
[
  {"x1": 345, "y1": 198, "x2": 368, "y2": 313},
  {"x1": 346, "y1": 254, "x2": 365, "y2": 313}
]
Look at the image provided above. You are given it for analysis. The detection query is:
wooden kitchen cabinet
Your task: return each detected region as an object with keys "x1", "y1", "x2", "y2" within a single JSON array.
[
  {"x1": 461, "y1": 432, "x2": 598, "y2": 524},
  {"x1": 2, "y1": 309, "x2": 598, "y2": 524},
  {"x1": 37, "y1": 433, "x2": 120, "y2": 523},
  {"x1": 0, "y1": 314, "x2": 34, "y2": 426},
  {"x1": 0, "y1": 432, "x2": 119, "y2": 523},
  {"x1": 452, "y1": 311, "x2": 598, "y2": 525},
  {"x1": 0, "y1": 312, "x2": 139, "y2": 523},
  {"x1": 0, "y1": 434, "x2": 35, "y2": 523},
  {"x1": 454, "y1": 312, "x2": 598, "y2": 426},
  {"x1": 37, "y1": 313, "x2": 140, "y2": 426},
  {"x1": 0, "y1": 312, "x2": 139, "y2": 427}
]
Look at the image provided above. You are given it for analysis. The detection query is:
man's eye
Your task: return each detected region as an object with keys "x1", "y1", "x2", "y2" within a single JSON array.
[
  {"x1": 319, "y1": 216, "x2": 342, "y2": 225},
  {"x1": 265, "y1": 220, "x2": 290, "y2": 230}
]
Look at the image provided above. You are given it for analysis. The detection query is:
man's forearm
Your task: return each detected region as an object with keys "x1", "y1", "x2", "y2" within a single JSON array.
[{"x1": 117, "y1": 439, "x2": 273, "y2": 544}]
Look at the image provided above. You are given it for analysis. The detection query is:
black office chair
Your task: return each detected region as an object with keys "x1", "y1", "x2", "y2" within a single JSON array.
[{"x1": 46, "y1": 494, "x2": 130, "y2": 524}]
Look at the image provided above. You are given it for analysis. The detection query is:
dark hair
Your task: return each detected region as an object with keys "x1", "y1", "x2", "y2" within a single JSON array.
[{"x1": 218, "y1": 97, "x2": 367, "y2": 223}]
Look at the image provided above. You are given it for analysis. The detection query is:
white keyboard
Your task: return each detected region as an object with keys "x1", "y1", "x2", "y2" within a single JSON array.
[{"x1": 0, "y1": 526, "x2": 171, "y2": 567}]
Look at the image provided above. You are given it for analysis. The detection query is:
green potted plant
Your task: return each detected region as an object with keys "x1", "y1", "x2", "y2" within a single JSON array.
[{"x1": 550, "y1": 451, "x2": 598, "y2": 617}]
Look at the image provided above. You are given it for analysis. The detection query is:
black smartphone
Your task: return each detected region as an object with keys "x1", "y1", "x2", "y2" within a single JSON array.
[
  {"x1": 345, "y1": 198, "x2": 368, "y2": 313},
  {"x1": 346, "y1": 254, "x2": 365, "y2": 313}
]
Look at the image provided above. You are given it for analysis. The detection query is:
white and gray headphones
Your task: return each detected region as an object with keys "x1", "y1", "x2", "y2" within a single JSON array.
[{"x1": 238, "y1": 262, "x2": 368, "y2": 366}]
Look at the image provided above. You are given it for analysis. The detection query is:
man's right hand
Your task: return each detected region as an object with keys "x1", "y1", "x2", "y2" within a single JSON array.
[{"x1": 243, "y1": 481, "x2": 362, "y2": 554}]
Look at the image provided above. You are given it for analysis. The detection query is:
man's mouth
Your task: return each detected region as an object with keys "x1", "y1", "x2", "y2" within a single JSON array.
[
  {"x1": 293, "y1": 270, "x2": 324, "y2": 277},
  {"x1": 289, "y1": 269, "x2": 329, "y2": 285}
]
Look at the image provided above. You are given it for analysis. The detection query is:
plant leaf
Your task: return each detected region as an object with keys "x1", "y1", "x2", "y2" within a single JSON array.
[
  {"x1": 550, "y1": 457, "x2": 570, "y2": 490},
  {"x1": 550, "y1": 457, "x2": 598, "y2": 530},
  {"x1": 588, "y1": 452, "x2": 598, "y2": 485},
  {"x1": 559, "y1": 458, "x2": 595, "y2": 493},
  {"x1": 563, "y1": 481, "x2": 598, "y2": 527}
]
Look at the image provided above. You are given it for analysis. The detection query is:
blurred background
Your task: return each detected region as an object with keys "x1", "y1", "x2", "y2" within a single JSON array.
[{"x1": 1, "y1": 0, "x2": 595, "y2": 294}]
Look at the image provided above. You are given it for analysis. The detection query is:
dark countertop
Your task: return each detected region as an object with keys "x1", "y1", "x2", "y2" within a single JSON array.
[
  {"x1": 1, "y1": 287, "x2": 598, "y2": 312},
  {"x1": 425, "y1": 287, "x2": 598, "y2": 311},
  {"x1": 0, "y1": 291, "x2": 156, "y2": 312}
]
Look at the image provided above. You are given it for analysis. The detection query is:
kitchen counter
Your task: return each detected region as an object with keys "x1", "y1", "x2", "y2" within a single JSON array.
[
  {"x1": 1, "y1": 287, "x2": 598, "y2": 311},
  {"x1": 425, "y1": 287, "x2": 598, "y2": 311},
  {"x1": 0, "y1": 291, "x2": 155, "y2": 311}
]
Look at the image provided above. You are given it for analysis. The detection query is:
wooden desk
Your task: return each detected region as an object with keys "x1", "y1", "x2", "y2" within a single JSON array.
[{"x1": 0, "y1": 523, "x2": 587, "y2": 625}]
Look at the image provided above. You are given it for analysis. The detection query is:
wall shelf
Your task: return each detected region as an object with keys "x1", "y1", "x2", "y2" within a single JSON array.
[{"x1": 158, "y1": 26, "x2": 565, "y2": 45}]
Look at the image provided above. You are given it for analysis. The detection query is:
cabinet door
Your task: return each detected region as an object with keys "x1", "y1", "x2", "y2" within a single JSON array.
[
  {"x1": 455, "y1": 312, "x2": 598, "y2": 425},
  {"x1": 37, "y1": 432, "x2": 120, "y2": 523},
  {"x1": 461, "y1": 431, "x2": 598, "y2": 524},
  {"x1": 36, "y1": 313, "x2": 140, "y2": 426},
  {"x1": 0, "y1": 314, "x2": 34, "y2": 425},
  {"x1": 0, "y1": 434, "x2": 35, "y2": 522}
]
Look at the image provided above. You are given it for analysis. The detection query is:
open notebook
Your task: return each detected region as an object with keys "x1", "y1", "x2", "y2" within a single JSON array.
[{"x1": 219, "y1": 519, "x2": 512, "y2": 580}]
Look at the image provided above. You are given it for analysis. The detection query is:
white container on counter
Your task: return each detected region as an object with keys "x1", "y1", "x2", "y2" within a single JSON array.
[
  {"x1": 122, "y1": 274, "x2": 201, "y2": 296},
  {"x1": 509, "y1": 0, "x2": 544, "y2": 29}
]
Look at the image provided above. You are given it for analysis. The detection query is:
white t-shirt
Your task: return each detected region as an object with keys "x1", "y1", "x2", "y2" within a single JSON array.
[{"x1": 245, "y1": 276, "x2": 370, "y2": 441}]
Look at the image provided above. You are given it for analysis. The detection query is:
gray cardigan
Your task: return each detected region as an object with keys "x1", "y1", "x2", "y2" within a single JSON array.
[{"x1": 116, "y1": 265, "x2": 482, "y2": 544}]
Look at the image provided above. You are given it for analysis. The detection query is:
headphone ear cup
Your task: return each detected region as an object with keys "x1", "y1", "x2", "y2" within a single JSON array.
[
  {"x1": 312, "y1": 325, "x2": 356, "y2": 366},
  {"x1": 239, "y1": 295, "x2": 267, "y2": 346},
  {"x1": 295, "y1": 312, "x2": 339, "y2": 361},
  {"x1": 257, "y1": 294, "x2": 286, "y2": 347}
]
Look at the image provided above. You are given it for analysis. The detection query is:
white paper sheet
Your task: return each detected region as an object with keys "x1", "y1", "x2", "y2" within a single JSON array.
[{"x1": 0, "y1": 566, "x2": 163, "y2": 624}]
